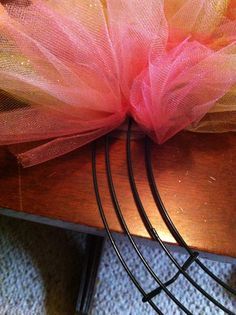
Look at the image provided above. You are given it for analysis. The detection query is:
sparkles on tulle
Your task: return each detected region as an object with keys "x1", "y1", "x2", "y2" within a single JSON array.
[{"x1": 0, "y1": 0, "x2": 235, "y2": 166}]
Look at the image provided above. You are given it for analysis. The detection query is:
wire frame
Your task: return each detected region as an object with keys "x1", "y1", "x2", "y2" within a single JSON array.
[{"x1": 92, "y1": 119, "x2": 236, "y2": 314}]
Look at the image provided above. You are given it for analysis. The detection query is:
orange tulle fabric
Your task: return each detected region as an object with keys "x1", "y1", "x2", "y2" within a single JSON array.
[{"x1": 0, "y1": 0, "x2": 235, "y2": 166}]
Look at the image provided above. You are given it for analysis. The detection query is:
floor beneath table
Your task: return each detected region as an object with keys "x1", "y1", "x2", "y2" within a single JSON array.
[{"x1": 0, "y1": 215, "x2": 235, "y2": 315}]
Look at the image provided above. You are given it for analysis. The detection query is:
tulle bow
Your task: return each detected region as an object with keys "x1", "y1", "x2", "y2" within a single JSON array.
[{"x1": 0, "y1": 0, "x2": 235, "y2": 166}]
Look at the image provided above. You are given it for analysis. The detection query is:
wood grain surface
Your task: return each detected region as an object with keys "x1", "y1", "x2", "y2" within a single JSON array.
[{"x1": 0, "y1": 131, "x2": 235, "y2": 258}]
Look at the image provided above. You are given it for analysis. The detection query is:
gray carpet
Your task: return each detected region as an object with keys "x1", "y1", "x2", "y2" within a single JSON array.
[{"x1": 0, "y1": 215, "x2": 235, "y2": 315}]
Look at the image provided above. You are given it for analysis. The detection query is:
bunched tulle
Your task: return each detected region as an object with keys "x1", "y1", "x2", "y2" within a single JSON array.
[{"x1": 0, "y1": 0, "x2": 235, "y2": 166}]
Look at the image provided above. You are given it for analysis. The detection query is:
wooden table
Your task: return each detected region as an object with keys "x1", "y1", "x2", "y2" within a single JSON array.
[
  {"x1": 0, "y1": 131, "x2": 235, "y2": 260},
  {"x1": 1, "y1": 130, "x2": 235, "y2": 314}
]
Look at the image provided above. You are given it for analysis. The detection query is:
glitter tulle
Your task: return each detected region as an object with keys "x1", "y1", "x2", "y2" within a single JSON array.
[{"x1": 0, "y1": 0, "x2": 235, "y2": 166}]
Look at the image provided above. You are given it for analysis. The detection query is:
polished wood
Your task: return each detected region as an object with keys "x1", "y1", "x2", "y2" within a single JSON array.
[{"x1": 0, "y1": 131, "x2": 235, "y2": 258}]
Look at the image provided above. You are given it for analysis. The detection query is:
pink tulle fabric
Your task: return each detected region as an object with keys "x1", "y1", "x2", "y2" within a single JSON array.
[{"x1": 0, "y1": 0, "x2": 235, "y2": 166}]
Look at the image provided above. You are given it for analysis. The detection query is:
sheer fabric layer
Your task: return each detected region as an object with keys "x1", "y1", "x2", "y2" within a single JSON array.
[{"x1": 0, "y1": 0, "x2": 235, "y2": 166}]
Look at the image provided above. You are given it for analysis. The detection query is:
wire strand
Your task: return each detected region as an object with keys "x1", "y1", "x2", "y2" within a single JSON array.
[
  {"x1": 92, "y1": 141, "x2": 163, "y2": 315},
  {"x1": 144, "y1": 135, "x2": 236, "y2": 298}
]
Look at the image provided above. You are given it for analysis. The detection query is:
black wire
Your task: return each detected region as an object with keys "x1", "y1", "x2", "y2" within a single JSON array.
[
  {"x1": 126, "y1": 122, "x2": 196, "y2": 291},
  {"x1": 92, "y1": 142, "x2": 164, "y2": 315},
  {"x1": 126, "y1": 119, "x2": 235, "y2": 314},
  {"x1": 144, "y1": 135, "x2": 236, "y2": 298},
  {"x1": 105, "y1": 136, "x2": 192, "y2": 314},
  {"x1": 92, "y1": 126, "x2": 236, "y2": 314}
]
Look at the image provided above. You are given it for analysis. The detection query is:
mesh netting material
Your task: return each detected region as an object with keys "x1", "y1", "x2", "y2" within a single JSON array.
[
  {"x1": 0, "y1": 0, "x2": 235, "y2": 166},
  {"x1": 188, "y1": 88, "x2": 236, "y2": 133}
]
